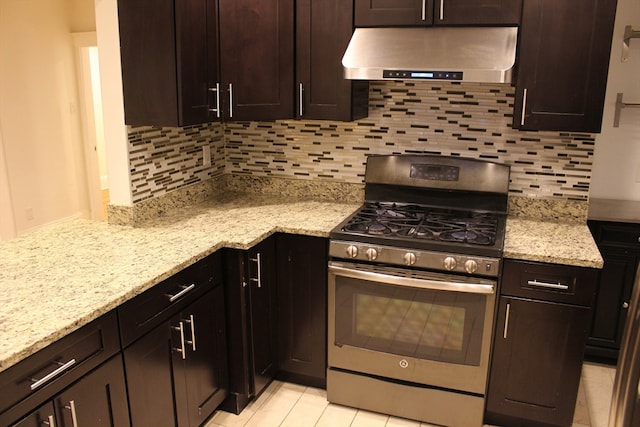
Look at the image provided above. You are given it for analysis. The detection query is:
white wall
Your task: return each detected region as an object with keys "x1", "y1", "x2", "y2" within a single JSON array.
[
  {"x1": 0, "y1": 0, "x2": 89, "y2": 237},
  {"x1": 590, "y1": 0, "x2": 640, "y2": 201}
]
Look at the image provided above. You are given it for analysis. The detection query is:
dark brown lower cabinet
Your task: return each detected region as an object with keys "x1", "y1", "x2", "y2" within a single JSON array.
[
  {"x1": 486, "y1": 259, "x2": 598, "y2": 427},
  {"x1": 124, "y1": 286, "x2": 228, "y2": 427},
  {"x1": 276, "y1": 234, "x2": 328, "y2": 388},
  {"x1": 221, "y1": 237, "x2": 278, "y2": 414},
  {"x1": 11, "y1": 355, "x2": 129, "y2": 427}
]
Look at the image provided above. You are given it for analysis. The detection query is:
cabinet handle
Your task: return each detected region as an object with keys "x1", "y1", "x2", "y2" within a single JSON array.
[
  {"x1": 185, "y1": 314, "x2": 196, "y2": 351},
  {"x1": 228, "y1": 83, "x2": 233, "y2": 118},
  {"x1": 421, "y1": 0, "x2": 427, "y2": 20},
  {"x1": 166, "y1": 284, "x2": 196, "y2": 303},
  {"x1": 64, "y1": 400, "x2": 79, "y2": 427},
  {"x1": 520, "y1": 88, "x2": 528, "y2": 126},
  {"x1": 30, "y1": 359, "x2": 76, "y2": 391},
  {"x1": 623, "y1": 301, "x2": 630, "y2": 309},
  {"x1": 299, "y1": 83, "x2": 304, "y2": 117},
  {"x1": 250, "y1": 253, "x2": 262, "y2": 288},
  {"x1": 439, "y1": 0, "x2": 444, "y2": 20},
  {"x1": 503, "y1": 303, "x2": 511, "y2": 339},
  {"x1": 527, "y1": 279, "x2": 569, "y2": 291},
  {"x1": 208, "y1": 83, "x2": 221, "y2": 118},
  {"x1": 43, "y1": 415, "x2": 56, "y2": 427},
  {"x1": 173, "y1": 321, "x2": 186, "y2": 360}
]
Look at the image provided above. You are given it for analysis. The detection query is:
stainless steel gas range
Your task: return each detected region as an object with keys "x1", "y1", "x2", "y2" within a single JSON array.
[{"x1": 327, "y1": 154, "x2": 510, "y2": 427}]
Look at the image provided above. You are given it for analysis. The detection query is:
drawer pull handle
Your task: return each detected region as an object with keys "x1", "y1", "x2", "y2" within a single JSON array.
[
  {"x1": 167, "y1": 284, "x2": 196, "y2": 303},
  {"x1": 64, "y1": 400, "x2": 79, "y2": 427},
  {"x1": 43, "y1": 415, "x2": 56, "y2": 426},
  {"x1": 527, "y1": 279, "x2": 569, "y2": 291},
  {"x1": 250, "y1": 253, "x2": 262, "y2": 288},
  {"x1": 30, "y1": 358, "x2": 76, "y2": 391}
]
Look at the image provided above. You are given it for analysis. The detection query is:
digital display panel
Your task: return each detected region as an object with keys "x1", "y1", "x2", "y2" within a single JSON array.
[{"x1": 383, "y1": 70, "x2": 463, "y2": 80}]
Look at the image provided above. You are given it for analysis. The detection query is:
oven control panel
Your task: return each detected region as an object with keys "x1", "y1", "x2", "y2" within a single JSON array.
[{"x1": 330, "y1": 241, "x2": 501, "y2": 277}]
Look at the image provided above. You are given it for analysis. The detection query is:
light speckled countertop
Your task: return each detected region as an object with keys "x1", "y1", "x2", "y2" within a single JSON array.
[{"x1": 0, "y1": 192, "x2": 603, "y2": 373}]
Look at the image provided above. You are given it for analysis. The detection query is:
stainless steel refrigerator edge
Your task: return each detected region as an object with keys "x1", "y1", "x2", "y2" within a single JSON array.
[{"x1": 609, "y1": 261, "x2": 640, "y2": 426}]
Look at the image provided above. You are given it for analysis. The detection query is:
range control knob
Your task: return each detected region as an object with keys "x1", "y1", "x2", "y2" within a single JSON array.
[
  {"x1": 404, "y1": 252, "x2": 416, "y2": 266},
  {"x1": 346, "y1": 245, "x2": 358, "y2": 258},
  {"x1": 366, "y1": 248, "x2": 378, "y2": 261},
  {"x1": 443, "y1": 256, "x2": 457, "y2": 271},
  {"x1": 464, "y1": 259, "x2": 478, "y2": 274}
]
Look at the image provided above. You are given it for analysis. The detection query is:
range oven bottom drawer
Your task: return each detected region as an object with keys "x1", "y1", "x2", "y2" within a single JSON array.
[{"x1": 327, "y1": 368, "x2": 485, "y2": 427}]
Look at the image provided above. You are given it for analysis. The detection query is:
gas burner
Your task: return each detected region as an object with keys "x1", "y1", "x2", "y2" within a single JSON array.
[{"x1": 341, "y1": 202, "x2": 499, "y2": 246}]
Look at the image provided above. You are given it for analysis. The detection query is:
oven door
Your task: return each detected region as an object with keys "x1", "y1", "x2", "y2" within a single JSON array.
[{"x1": 328, "y1": 260, "x2": 496, "y2": 395}]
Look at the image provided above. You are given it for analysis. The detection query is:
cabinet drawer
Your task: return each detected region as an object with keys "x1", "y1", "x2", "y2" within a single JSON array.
[
  {"x1": 118, "y1": 251, "x2": 222, "y2": 347},
  {"x1": 501, "y1": 260, "x2": 598, "y2": 306},
  {"x1": 588, "y1": 221, "x2": 640, "y2": 249},
  {"x1": 0, "y1": 311, "x2": 120, "y2": 416}
]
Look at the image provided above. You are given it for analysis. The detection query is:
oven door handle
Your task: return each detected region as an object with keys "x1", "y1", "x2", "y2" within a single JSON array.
[{"x1": 329, "y1": 264, "x2": 495, "y2": 295}]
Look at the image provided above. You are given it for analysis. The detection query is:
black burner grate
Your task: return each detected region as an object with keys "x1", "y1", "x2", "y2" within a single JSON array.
[{"x1": 342, "y1": 202, "x2": 498, "y2": 246}]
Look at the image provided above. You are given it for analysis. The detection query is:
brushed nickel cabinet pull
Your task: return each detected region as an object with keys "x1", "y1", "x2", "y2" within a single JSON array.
[
  {"x1": 167, "y1": 284, "x2": 196, "y2": 303},
  {"x1": 520, "y1": 88, "x2": 527, "y2": 126},
  {"x1": 228, "y1": 83, "x2": 234, "y2": 118},
  {"x1": 299, "y1": 83, "x2": 304, "y2": 117},
  {"x1": 622, "y1": 25, "x2": 640, "y2": 62},
  {"x1": 439, "y1": 0, "x2": 444, "y2": 20},
  {"x1": 185, "y1": 314, "x2": 196, "y2": 351},
  {"x1": 208, "y1": 83, "x2": 221, "y2": 118},
  {"x1": 43, "y1": 415, "x2": 56, "y2": 426},
  {"x1": 30, "y1": 359, "x2": 76, "y2": 391},
  {"x1": 64, "y1": 400, "x2": 79, "y2": 427},
  {"x1": 173, "y1": 321, "x2": 186, "y2": 360},
  {"x1": 421, "y1": 0, "x2": 427, "y2": 20},
  {"x1": 503, "y1": 303, "x2": 511, "y2": 339},
  {"x1": 250, "y1": 253, "x2": 262, "y2": 288},
  {"x1": 527, "y1": 279, "x2": 569, "y2": 291}
]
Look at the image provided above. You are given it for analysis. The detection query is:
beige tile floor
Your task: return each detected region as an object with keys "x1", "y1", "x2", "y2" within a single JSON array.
[{"x1": 206, "y1": 362, "x2": 616, "y2": 427}]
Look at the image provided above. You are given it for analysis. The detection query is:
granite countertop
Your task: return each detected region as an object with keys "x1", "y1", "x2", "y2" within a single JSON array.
[
  {"x1": 588, "y1": 198, "x2": 640, "y2": 224},
  {"x1": 0, "y1": 192, "x2": 359, "y2": 374},
  {"x1": 0, "y1": 192, "x2": 603, "y2": 374}
]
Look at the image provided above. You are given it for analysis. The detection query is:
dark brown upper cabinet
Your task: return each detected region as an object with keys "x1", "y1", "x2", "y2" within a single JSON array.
[
  {"x1": 118, "y1": 0, "x2": 219, "y2": 127},
  {"x1": 118, "y1": 0, "x2": 293, "y2": 126},
  {"x1": 296, "y1": 0, "x2": 369, "y2": 121},
  {"x1": 218, "y1": 0, "x2": 294, "y2": 121},
  {"x1": 513, "y1": 0, "x2": 617, "y2": 133},
  {"x1": 354, "y1": 0, "x2": 522, "y2": 26}
]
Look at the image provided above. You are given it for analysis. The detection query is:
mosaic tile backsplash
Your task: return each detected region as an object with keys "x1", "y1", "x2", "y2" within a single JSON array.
[{"x1": 127, "y1": 81, "x2": 596, "y2": 203}]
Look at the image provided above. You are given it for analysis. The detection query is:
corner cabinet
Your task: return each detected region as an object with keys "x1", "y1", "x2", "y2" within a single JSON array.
[
  {"x1": 354, "y1": 0, "x2": 522, "y2": 26},
  {"x1": 119, "y1": 252, "x2": 228, "y2": 427},
  {"x1": 296, "y1": 0, "x2": 369, "y2": 121},
  {"x1": 586, "y1": 221, "x2": 640, "y2": 363},
  {"x1": 486, "y1": 259, "x2": 598, "y2": 427},
  {"x1": 222, "y1": 237, "x2": 278, "y2": 413},
  {"x1": 118, "y1": 0, "x2": 219, "y2": 126},
  {"x1": 513, "y1": 0, "x2": 617, "y2": 132},
  {"x1": 276, "y1": 234, "x2": 329, "y2": 388}
]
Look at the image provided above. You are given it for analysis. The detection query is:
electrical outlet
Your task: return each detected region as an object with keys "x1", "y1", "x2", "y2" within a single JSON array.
[{"x1": 203, "y1": 146, "x2": 211, "y2": 166}]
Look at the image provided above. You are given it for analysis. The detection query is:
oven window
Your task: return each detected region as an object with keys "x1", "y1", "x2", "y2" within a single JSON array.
[{"x1": 335, "y1": 276, "x2": 486, "y2": 366}]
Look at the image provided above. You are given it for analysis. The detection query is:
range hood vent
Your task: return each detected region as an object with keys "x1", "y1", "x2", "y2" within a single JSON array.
[{"x1": 342, "y1": 27, "x2": 518, "y2": 84}]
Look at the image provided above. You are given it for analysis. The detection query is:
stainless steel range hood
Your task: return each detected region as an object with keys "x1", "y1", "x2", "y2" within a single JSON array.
[{"x1": 342, "y1": 27, "x2": 518, "y2": 83}]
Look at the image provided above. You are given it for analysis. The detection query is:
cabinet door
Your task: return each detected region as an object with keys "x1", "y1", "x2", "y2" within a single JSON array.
[
  {"x1": 296, "y1": 0, "x2": 369, "y2": 121},
  {"x1": 434, "y1": 0, "x2": 521, "y2": 25},
  {"x1": 218, "y1": 0, "x2": 294, "y2": 121},
  {"x1": 118, "y1": 0, "x2": 218, "y2": 126},
  {"x1": 276, "y1": 235, "x2": 328, "y2": 387},
  {"x1": 246, "y1": 238, "x2": 279, "y2": 396},
  {"x1": 11, "y1": 402, "x2": 56, "y2": 427},
  {"x1": 513, "y1": 0, "x2": 616, "y2": 132},
  {"x1": 486, "y1": 297, "x2": 591, "y2": 427},
  {"x1": 179, "y1": 287, "x2": 229, "y2": 427},
  {"x1": 587, "y1": 248, "x2": 638, "y2": 360},
  {"x1": 124, "y1": 323, "x2": 178, "y2": 427},
  {"x1": 355, "y1": 0, "x2": 434, "y2": 26},
  {"x1": 55, "y1": 356, "x2": 130, "y2": 427}
]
